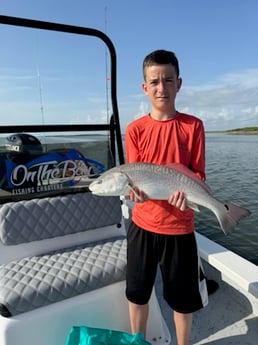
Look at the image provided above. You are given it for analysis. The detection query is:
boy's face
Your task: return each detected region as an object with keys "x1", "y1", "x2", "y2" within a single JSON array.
[{"x1": 142, "y1": 64, "x2": 182, "y2": 114}]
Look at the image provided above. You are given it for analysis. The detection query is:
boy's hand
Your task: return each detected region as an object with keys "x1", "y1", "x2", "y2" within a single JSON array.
[
  {"x1": 126, "y1": 187, "x2": 148, "y2": 203},
  {"x1": 168, "y1": 191, "x2": 187, "y2": 211}
]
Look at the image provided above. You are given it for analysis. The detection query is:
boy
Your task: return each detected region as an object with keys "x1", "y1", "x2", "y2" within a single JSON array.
[{"x1": 125, "y1": 50, "x2": 208, "y2": 345}]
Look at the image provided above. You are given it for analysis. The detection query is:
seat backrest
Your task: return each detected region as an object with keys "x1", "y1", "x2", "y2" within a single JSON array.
[{"x1": 0, "y1": 192, "x2": 125, "y2": 264}]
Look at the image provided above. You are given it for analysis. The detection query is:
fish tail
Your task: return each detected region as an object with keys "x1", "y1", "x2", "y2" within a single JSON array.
[{"x1": 214, "y1": 202, "x2": 251, "y2": 235}]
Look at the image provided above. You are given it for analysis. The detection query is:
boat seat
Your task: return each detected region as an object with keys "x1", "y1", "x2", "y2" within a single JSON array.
[
  {"x1": 0, "y1": 237, "x2": 126, "y2": 317},
  {"x1": 0, "y1": 192, "x2": 127, "y2": 317}
]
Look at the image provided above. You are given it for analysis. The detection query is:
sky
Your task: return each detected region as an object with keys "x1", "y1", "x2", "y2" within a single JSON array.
[{"x1": 0, "y1": 0, "x2": 258, "y2": 132}]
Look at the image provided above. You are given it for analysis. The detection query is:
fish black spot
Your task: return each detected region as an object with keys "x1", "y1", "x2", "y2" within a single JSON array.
[{"x1": 224, "y1": 204, "x2": 229, "y2": 210}]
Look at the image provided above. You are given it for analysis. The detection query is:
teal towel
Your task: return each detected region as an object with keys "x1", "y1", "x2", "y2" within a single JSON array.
[{"x1": 65, "y1": 326, "x2": 151, "y2": 345}]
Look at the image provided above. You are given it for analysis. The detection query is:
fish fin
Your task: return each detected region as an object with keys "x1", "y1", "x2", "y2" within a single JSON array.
[
  {"x1": 187, "y1": 201, "x2": 200, "y2": 212},
  {"x1": 211, "y1": 202, "x2": 251, "y2": 235},
  {"x1": 214, "y1": 202, "x2": 251, "y2": 235},
  {"x1": 167, "y1": 163, "x2": 212, "y2": 194}
]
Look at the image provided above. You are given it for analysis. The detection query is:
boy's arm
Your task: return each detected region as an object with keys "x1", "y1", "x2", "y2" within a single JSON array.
[
  {"x1": 190, "y1": 120, "x2": 206, "y2": 181},
  {"x1": 168, "y1": 120, "x2": 206, "y2": 210},
  {"x1": 125, "y1": 125, "x2": 140, "y2": 163}
]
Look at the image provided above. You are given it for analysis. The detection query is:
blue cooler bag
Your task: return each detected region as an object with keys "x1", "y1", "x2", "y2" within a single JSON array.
[{"x1": 65, "y1": 326, "x2": 151, "y2": 345}]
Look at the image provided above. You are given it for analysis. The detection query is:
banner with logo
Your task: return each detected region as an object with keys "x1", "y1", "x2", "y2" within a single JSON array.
[{"x1": 0, "y1": 148, "x2": 105, "y2": 201}]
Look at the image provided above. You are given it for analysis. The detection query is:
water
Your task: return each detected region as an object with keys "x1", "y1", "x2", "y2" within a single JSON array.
[
  {"x1": 196, "y1": 134, "x2": 258, "y2": 265},
  {"x1": 1, "y1": 132, "x2": 257, "y2": 265}
]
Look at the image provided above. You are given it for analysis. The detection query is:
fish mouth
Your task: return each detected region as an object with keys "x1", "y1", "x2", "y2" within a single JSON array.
[{"x1": 88, "y1": 180, "x2": 99, "y2": 192}]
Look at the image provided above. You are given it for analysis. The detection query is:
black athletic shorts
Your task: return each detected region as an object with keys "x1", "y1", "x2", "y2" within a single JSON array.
[{"x1": 126, "y1": 222, "x2": 208, "y2": 313}]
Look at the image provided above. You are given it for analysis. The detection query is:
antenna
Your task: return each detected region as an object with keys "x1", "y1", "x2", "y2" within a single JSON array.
[
  {"x1": 36, "y1": 67, "x2": 47, "y2": 150},
  {"x1": 35, "y1": 31, "x2": 47, "y2": 150},
  {"x1": 37, "y1": 68, "x2": 45, "y2": 126},
  {"x1": 104, "y1": 6, "x2": 110, "y2": 122}
]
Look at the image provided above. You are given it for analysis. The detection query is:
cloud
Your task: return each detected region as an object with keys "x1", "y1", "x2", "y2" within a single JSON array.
[
  {"x1": 176, "y1": 68, "x2": 258, "y2": 130},
  {"x1": 135, "y1": 101, "x2": 149, "y2": 119}
]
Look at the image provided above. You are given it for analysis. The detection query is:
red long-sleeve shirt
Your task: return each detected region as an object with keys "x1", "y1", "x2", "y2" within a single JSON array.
[{"x1": 125, "y1": 112, "x2": 206, "y2": 235}]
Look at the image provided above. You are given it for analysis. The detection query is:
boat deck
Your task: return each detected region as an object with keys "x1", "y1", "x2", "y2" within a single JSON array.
[{"x1": 155, "y1": 262, "x2": 258, "y2": 344}]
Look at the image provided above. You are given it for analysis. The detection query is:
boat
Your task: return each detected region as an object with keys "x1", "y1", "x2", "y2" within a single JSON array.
[{"x1": 0, "y1": 15, "x2": 257, "y2": 345}]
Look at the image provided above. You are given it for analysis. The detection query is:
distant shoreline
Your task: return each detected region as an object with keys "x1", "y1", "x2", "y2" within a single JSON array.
[{"x1": 207, "y1": 126, "x2": 258, "y2": 135}]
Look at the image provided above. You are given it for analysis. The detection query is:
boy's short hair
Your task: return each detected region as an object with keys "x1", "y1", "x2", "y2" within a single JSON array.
[{"x1": 143, "y1": 49, "x2": 180, "y2": 80}]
